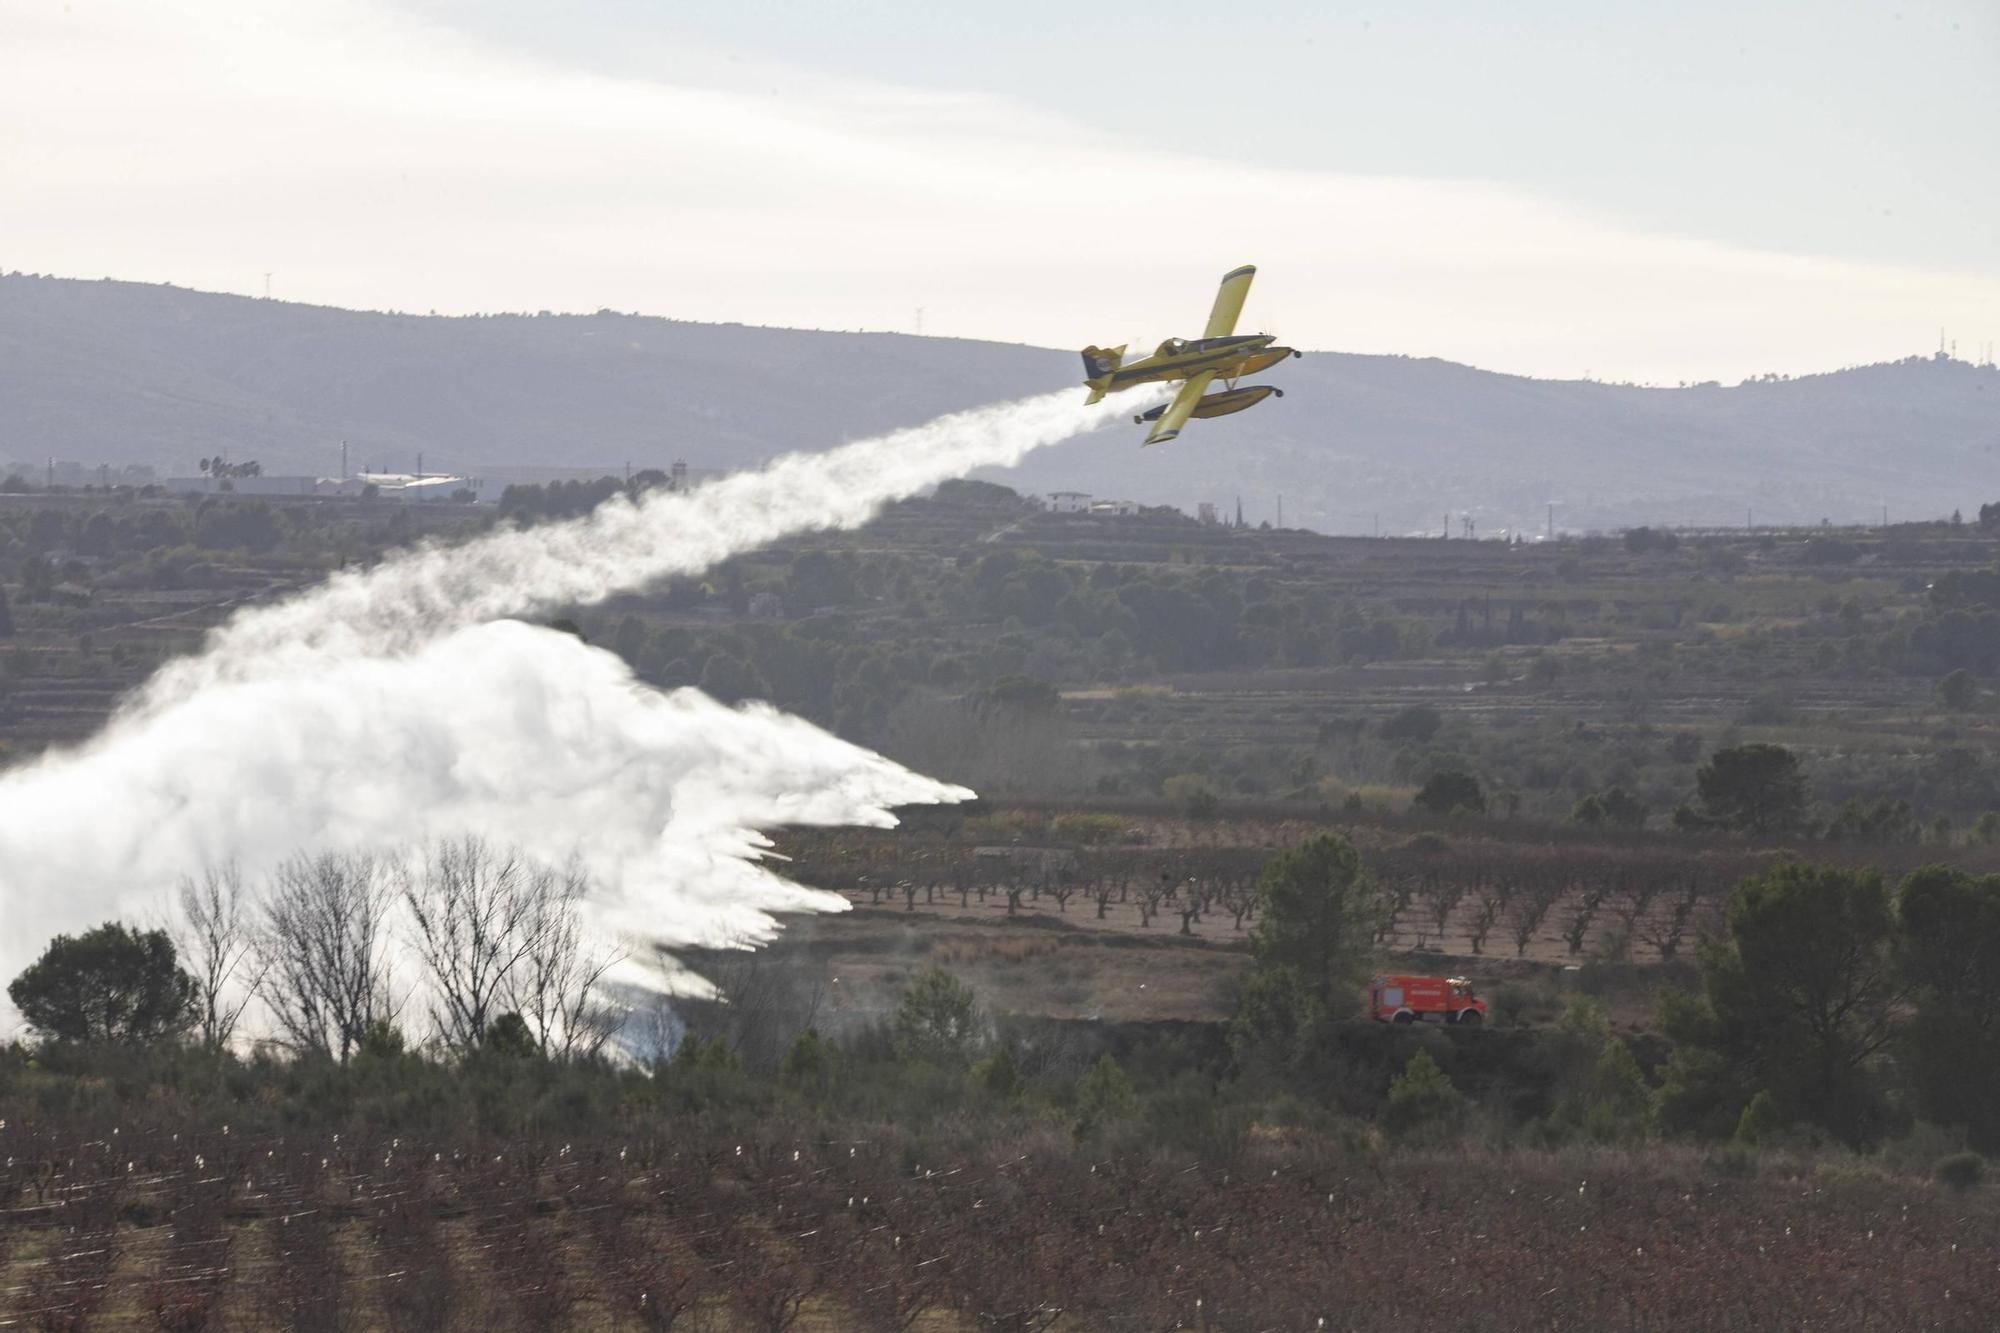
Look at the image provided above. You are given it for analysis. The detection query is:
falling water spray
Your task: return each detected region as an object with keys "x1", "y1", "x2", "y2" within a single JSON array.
[{"x1": 0, "y1": 387, "x2": 1153, "y2": 1003}]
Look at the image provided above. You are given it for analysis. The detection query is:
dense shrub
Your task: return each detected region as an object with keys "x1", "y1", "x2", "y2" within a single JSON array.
[
  {"x1": 1936, "y1": 1151, "x2": 1985, "y2": 1190},
  {"x1": 1413, "y1": 769, "x2": 1486, "y2": 816}
]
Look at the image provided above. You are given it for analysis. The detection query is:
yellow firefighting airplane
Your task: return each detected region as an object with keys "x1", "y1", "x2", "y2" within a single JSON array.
[{"x1": 1081, "y1": 264, "x2": 1300, "y2": 445}]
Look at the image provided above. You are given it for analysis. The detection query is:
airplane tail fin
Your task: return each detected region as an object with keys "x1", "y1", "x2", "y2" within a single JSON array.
[
  {"x1": 1081, "y1": 345, "x2": 1124, "y2": 378},
  {"x1": 1081, "y1": 344, "x2": 1125, "y2": 404}
]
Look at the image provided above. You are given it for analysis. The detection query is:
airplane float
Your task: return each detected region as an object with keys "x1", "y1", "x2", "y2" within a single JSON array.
[{"x1": 1081, "y1": 264, "x2": 1299, "y2": 445}]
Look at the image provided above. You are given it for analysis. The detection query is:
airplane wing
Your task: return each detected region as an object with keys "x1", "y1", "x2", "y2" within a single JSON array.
[
  {"x1": 1202, "y1": 265, "x2": 1257, "y2": 339},
  {"x1": 1143, "y1": 371, "x2": 1215, "y2": 446}
]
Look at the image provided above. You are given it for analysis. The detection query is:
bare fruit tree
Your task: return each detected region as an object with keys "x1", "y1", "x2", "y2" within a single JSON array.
[
  {"x1": 672, "y1": 930, "x2": 828, "y2": 1074},
  {"x1": 1466, "y1": 890, "x2": 1505, "y2": 956},
  {"x1": 510, "y1": 857, "x2": 624, "y2": 1060},
  {"x1": 176, "y1": 862, "x2": 269, "y2": 1050},
  {"x1": 260, "y1": 852, "x2": 397, "y2": 1061},
  {"x1": 402, "y1": 837, "x2": 540, "y2": 1050}
]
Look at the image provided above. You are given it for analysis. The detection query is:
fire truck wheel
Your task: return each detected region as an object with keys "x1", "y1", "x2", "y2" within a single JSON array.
[
  {"x1": 1456, "y1": 1010, "x2": 1482, "y2": 1026},
  {"x1": 1391, "y1": 1010, "x2": 1415, "y2": 1024}
]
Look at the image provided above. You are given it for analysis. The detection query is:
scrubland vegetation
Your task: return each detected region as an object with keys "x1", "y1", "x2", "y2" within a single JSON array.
[{"x1": 8, "y1": 480, "x2": 2000, "y2": 1324}]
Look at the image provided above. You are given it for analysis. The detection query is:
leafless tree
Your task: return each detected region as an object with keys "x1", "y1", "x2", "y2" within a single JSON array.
[
  {"x1": 1466, "y1": 890, "x2": 1504, "y2": 956},
  {"x1": 261, "y1": 852, "x2": 397, "y2": 1061},
  {"x1": 1509, "y1": 882, "x2": 1562, "y2": 958},
  {"x1": 1562, "y1": 886, "x2": 1609, "y2": 957},
  {"x1": 1001, "y1": 867, "x2": 1031, "y2": 916},
  {"x1": 1135, "y1": 872, "x2": 1173, "y2": 928},
  {"x1": 1045, "y1": 868, "x2": 1078, "y2": 914},
  {"x1": 1421, "y1": 877, "x2": 1467, "y2": 947},
  {"x1": 1221, "y1": 875, "x2": 1258, "y2": 930},
  {"x1": 510, "y1": 856, "x2": 624, "y2": 1061},
  {"x1": 1081, "y1": 852, "x2": 1132, "y2": 920},
  {"x1": 1640, "y1": 884, "x2": 1703, "y2": 962},
  {"x1": 402, "y1": 837, "x2": 541, "y2": 1050},
  {"x1": 1376, "y1": 871, "x2": 1418, "y2": 944},
  {"x1": 672, "y1": 933, "x2": 828, "y2": 1075},
  {"x1": 1613, "y1": 880, "x2": 1662, "y2": 939},
  {"x1": 176, "y1": 861, "x2": 269, "y2": 1049}
]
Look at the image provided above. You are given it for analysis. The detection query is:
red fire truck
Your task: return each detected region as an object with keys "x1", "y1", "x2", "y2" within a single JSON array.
[{"x1": 1369, "y1": 974, "x2": 1487, "y2": 1025}]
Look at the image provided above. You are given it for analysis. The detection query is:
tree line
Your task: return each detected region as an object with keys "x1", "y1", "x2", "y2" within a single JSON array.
[
  {"x1": 9, "y1": 838, "x2": 620, "y2": 1062},
  {"x1": 9, "y1": 831, "x2": 1999, "y2": 1173}
]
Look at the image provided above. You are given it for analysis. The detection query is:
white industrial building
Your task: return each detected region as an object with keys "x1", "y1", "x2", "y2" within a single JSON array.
[
  {"x1": 165, "y1": 472, "x2": 491, "y2": 502},
  {"x1": 1047, "y1": 491, "x2": 1092, "y2": 514},
  {"x1": 324, "y1": 472, "x2": 489, "y2": 502}
]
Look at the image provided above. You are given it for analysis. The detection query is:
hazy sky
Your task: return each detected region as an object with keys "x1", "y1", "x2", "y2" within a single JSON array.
[{"x1": 5, "y1": 0, "x2": 1996, "y2": 382}]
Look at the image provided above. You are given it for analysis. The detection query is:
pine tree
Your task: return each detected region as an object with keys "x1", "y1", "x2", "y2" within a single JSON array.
[{"x1": 1385, "y1": 1047, "x2": 1464, "y2": 1141}]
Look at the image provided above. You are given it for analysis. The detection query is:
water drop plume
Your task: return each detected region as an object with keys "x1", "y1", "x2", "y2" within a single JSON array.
[
  {"x1": 0, "y1": 387, "x2": 1149, "y2": 998},
  {"x1": 147, "y1": 387, "x2": 1144, "y2": 697}
]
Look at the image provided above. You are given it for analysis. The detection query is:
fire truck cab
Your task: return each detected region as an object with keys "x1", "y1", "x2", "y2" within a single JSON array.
[{"x1": 1369, "y1": 974, "x2": 1487, "y2": 1025}]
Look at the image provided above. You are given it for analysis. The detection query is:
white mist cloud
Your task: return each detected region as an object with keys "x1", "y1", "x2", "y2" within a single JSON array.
[
  {"x1": 0, "y1": 621, "x2": 956, "y2": 960},
  {"x1": 0, "y1": 387, "x2": 1150, "y2": 1012},
  {"x1": 3, "y1": 0, "x2": 1992, "y2": 382}
]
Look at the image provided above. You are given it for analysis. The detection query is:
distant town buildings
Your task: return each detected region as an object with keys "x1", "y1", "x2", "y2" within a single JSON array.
[
  {"x1": 156, "y1": 460, "x2": 725, "y2": 505},
  {"x1": 1045, "y1": 491, "x2": 1141, "y2": 517},
  {"x1": 324, "y1": 472, "x2": 488, "y2": 502},
  {"x1": 1196, "y1": 498, "x2": 1262, "y2": 528},
  {"x1": 164, "y1": 471, "x2": 491, "y2": 502}
]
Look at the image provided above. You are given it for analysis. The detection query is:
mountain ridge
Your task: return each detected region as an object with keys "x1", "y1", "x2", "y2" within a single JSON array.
[{"x1": 3, "y1": 273, "x2": 1994, "y2": 533}]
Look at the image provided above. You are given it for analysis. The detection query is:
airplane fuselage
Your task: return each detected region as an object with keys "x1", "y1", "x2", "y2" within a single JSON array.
[{"x1": 1101, "y1": 333, "x2": 1282, "y2": 389}]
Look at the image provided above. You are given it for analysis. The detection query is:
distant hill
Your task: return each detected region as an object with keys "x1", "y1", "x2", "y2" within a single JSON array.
[{"x1": 3, "y1": 273, "x2": 1996, "y2": 533}]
